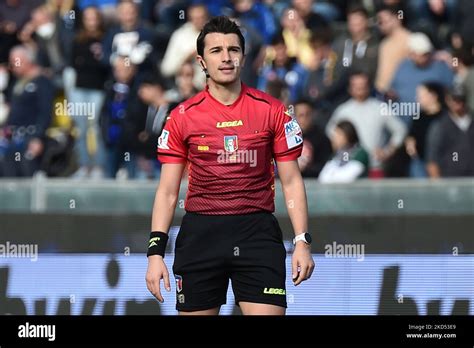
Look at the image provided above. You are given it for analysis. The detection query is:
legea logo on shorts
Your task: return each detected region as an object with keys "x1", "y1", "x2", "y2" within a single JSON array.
[{"x1": 263, "y1": 288, "x2": 286, "y2": 295}]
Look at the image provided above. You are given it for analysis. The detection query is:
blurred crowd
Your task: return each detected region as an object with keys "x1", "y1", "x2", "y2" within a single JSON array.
[{"x1": 0, "y1": 0, "x2": 473, "y2": 181}]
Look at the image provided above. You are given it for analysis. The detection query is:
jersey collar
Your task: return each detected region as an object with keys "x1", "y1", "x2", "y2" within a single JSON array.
[{"x1": 205, "y1": 81, "x2": 247, "y2": 108}]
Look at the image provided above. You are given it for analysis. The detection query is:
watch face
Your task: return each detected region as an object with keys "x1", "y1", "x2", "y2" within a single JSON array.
[{"x1": 304, "y1": 233, "x2": 312, "y2": 244}]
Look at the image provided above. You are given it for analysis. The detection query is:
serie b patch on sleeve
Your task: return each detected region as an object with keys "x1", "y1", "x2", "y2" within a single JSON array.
[
  {"x1": 284, "y1": 119, "x2": 303, "y2": 149},
  {"x1": 157, "y1": 129, "x2": 170, "y2": 150}
]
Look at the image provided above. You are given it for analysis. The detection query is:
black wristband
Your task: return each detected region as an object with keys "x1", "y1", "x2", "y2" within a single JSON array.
[{"x1": 147, "y1": 231, "x2": 169, "y2": 257}]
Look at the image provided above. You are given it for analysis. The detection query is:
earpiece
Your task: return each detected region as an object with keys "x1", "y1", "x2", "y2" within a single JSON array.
[{"x1": 199, "y1": 61, "x2": 209, "y2": 78}]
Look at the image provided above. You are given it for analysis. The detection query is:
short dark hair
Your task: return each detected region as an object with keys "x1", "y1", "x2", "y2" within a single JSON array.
[
  {"x1": 349, "y1": 70, "x2": 370, "y2": 81},
  {"x1": 271, "y1": 32, "x2": 286, "y2": 46},
  {"x1": 140, "y1": 73, "x2": 166, "y2": 88},
  {"x1": 376, "y1": 4, "x2": 400, "y2": 17},
  {"x1": 310, "y1": 27, "x2": 333, "y2": 48},
  {"x1": 347, "y1": 4, "x2": 369, "y2": 18},
  {"x1": 196, "y1": 16, "x2": 245, "y2": 57},
  {"x1": 294, "y1": 98, "x2": 314, "y2": 108},
  {"x1": 420, "y1": 81, "x2": 446, "y2": 105},
  {"x1": 336, "y1": 121, "x2": 360, "y2": 147}
]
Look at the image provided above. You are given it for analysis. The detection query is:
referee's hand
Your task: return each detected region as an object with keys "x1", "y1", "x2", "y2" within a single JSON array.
[
  {"x1": 292, "y1": 243, "x2": 315, "y2": 286},
  {"x1": 146, "y1": 255, "x2": 171, "y2": 302}
]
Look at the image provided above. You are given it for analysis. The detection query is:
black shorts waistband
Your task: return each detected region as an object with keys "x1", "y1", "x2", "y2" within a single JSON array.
[{"x1": 184, "y1": 210, "x2": 273, "y2": 218}]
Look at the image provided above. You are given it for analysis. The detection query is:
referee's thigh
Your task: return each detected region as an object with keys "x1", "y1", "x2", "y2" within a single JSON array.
[
  {"x1": 229, "y1": 213, "x2": 287, "y2": 309},
  {"x1": 173, "y1": 213, "x2": 230, "y2": 312}
]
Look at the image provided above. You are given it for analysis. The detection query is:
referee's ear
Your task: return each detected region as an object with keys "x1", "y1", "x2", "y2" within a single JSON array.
[
  {"x1": 196, "y1": 56, "x2": 206, "y2": 70},
  {"x1": 197, "y1": 55, "x2": 209, "y2": 78}
]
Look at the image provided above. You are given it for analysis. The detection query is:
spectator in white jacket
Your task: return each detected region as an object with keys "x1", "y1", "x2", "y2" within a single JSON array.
[{"x1": 160, "y1": 4, "x2": 208, "y2": 90}]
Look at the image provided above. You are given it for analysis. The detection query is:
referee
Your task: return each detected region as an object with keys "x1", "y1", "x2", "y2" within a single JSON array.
[{"x1": 146, "y1": 16, "x2": 314, "y2": 315}]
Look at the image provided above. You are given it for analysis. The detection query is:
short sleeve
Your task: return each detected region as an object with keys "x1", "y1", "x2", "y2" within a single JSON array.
[
  {"x1": 272, "y1": 103, "x2": 303, "y2": 161},
  {"x1": 157, "y1": 108, "x2": 187, "y2": 164}
]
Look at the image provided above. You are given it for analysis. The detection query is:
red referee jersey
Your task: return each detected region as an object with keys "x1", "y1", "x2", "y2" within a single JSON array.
[{"x1": 157, "y1": 82, "x2": 303, "y2": 215}]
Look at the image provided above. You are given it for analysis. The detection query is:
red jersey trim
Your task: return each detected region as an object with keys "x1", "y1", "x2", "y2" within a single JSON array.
[{"x1": 157, "y1": 154, "x2": 187, "y2": 164}]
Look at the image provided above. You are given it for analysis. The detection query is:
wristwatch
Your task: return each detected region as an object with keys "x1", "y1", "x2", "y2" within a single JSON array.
[{"x1": 293, "y1": 232, "x2": 312, "y2": 245}]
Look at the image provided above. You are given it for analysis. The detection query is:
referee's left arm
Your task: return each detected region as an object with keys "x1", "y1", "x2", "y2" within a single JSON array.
[{"x1": 277, "y1": 160, "x2": 315, "y2": 286}]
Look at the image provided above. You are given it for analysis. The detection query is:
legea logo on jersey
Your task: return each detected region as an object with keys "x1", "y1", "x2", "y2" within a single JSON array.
[
  {"x1": 216, "y1": 120, "x2": 243, "y2": 128},
  {"x1": 157, "y1": 130, "x2": 170, "y2": 150}
]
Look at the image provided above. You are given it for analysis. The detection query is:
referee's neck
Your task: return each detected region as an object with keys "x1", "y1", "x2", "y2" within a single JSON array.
[{"x1": 207, "y1": 80, "x2": 242, "y2": 106}]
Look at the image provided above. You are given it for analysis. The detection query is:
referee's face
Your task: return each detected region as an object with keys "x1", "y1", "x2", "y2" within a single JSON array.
[{"x1": 198, "y1": 32, "x2": 245, "y2": 85}]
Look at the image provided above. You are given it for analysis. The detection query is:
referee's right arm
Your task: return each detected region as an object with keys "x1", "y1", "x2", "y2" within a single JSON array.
[{"x1": 146, "y1": 163, "x2": 186, "y2": 303}]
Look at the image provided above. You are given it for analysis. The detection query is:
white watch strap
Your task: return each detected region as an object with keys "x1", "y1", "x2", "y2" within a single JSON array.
[{"x1": 293, "y1": 233, "x2": 307, "y2": 244}]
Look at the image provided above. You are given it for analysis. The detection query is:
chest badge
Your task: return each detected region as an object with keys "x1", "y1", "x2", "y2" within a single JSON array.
[{"x1": 224, "y1": 135, "x2": 238, "y2": 153}]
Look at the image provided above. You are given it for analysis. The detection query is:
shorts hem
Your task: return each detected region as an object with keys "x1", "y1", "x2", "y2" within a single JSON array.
[
  {"x1": 176, "y1": 301, "x2": 226, "y2": 312},
  {"x1": 235, "y1": 296, "x2": 287, "y2": 308}
]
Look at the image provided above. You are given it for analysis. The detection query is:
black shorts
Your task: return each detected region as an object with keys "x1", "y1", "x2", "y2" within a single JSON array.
[{"x1": 172, "y1": 211, "x2": 287, "y2": 312}]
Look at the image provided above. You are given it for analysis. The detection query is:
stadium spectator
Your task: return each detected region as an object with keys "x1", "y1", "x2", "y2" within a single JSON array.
[
  {"x1": 232, "y1": 0, "x2": 277, "y2": 46},
  {"x1": 319, "y1": 120, "x2": 369, "y2": 183},
  {"x1": 138, "y1": 74, "x2": 174, "y2": 134},
  {"x1": 292, "y1": 0, "x2": 329, "y2": 30},
  {"x1": 76, "y1": 0, "x2": 119, "y2": 22},
  {"x1": 389, "y1": 32, "x2": 453, "y2": 126},
  {"x1": 18, "y1": 5, "x2": 75, "y2": 88},
  {"x1": 326, "y1": 71, "x2": 407, "y2": 174},
  {"x1": 258, "y1": 33, "x2": 308, "y2": 104},
  {"x1": 294, "y1": 98, "x2": 332, "y2": 177},
  {"x1": 120, "y1": 74, "x2": 162, "y2": 180},
  {"x1": 264, "y1": 78, "x2": 290, "y2": 106},
  {"x1": 333, "y1": 5, "x2": 379, "y2": 83},
  {"x1": 452, "y1": 48, "x2": 474, "y2": 114},
  {"x1": 0, "y1": 45, "x2": 55, "y2": 177},
  {"x1": 160, "y1": 3, "x2": 208, "y2": 90},
  {"x1": 99, "y1": 56, "x2": 139, "y2": 178},
  {"x1": 101, "y1": 0, "x2": 155, "y2": 75},
  {"x1": 231, "y1": 17, "x2": 263, "y2": 88},
  {"x1": 279, "y1": 7, "x2": 315, "y2": 69},
  {"x1": 405, "y1": 82, "x2": 447, "y2": 177},
  {"x1": 45, "y1": 0, "x2": 77, "y2": 29},
  {"x1": 69, "y1": 6, "x2": 108, "y2": 179},
  {"x1": 426, "y1": 87, "x2": 474, "y2": 177},
  {"x1": 405, "y1": 0, "x2": 456, "y2": 48},
  {"x1": 375, "y1": 4, "x2": 411, "y2": 94},
  {"x1": 164, "y1": 61, "x2": 199, "y2": 104},
  {"x1": 303, "y1": 27, "x2": 346, "y2": 113},
  {"x1": 451, "y1": 0, "x2": 474, "y2": 48},
  {"x1": 0, "y1": 0, "x2": 472, "y2": 180},
  {"x1": 0, "y1": 0, "x2": 43, "y2": 64},
  {"x1": 373, "y1": 0, "x2": 410, "y2": 24}
]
